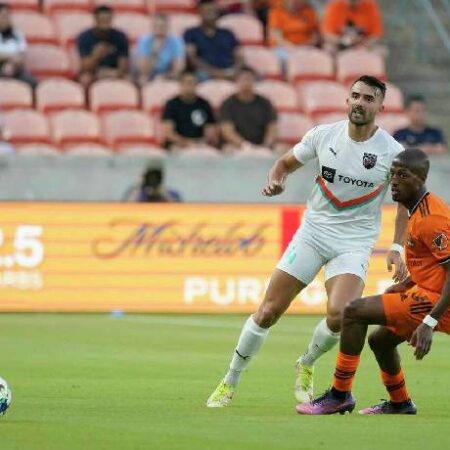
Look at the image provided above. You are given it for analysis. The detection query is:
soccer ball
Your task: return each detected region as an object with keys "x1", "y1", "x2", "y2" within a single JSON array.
[{"x1": 0, "y1": 378, "x2": 11, "y2": 417}]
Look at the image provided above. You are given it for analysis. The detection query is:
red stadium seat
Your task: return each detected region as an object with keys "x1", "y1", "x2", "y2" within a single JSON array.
[
  {"x1": 17, "y1": 143, "x2": 61, "y2": 155},
  {"x1": 297, "y1": 81, "x2": 348, "y2": 117},
  {"x1": 0, "y1": 80, "x2": 33, "y2": 110},
  {"x1": 218, "y1": 14, "x2": 263, "y2": 46},
  {"x1": 102, "y1": 110, "x2": 156, "y2": 148},
  {"x1": 197, "y1": 80, "x2": 237, "y2": 110},
  {"x1": 43, "y1": 0, "x2": 93, "y2": 14},
  {"x1": 376, "y1": 113, "x2": 409, "y2": 135},
  {"x1": 3, "y1": 109, "x2": 51, "y2": 145},
  {"x1": 242, "y1": 46, "x2": 281, "y2": 80},
  {"x1": 7, "y1": 0, "x2": 39, "y2": 11},
  {"x1": 384, "y1": 83, "x2": 404, "y2": 113},
  {"x1": 313, "y1": 112, "x2": 348, "y2": 125},
  {"x1": 65, "y1": 143, "x2": 112, "y2": 155},
  {"x1": 12, "y1": 12, "x2": 58, "y2": 44},
  {"x1": 36, "y1": 78, "x2": 85, "y2": 113},
  {"x1": 93, "y1": 0, "x2": 146, "y2": 13},
  {"x1": 336, "y1": 49, "x2": 386, "y2": 84},
  {"x1": 89, "y1": 80, "x2": 140, "y2": 113},
  {"x1": 277, "y1": 113, "x2": 313, "y2": 146},
  {"x1": 113, "y1": 13, "x2": 151, "y2": 44},
  {"x1": 287, "y1": 47, "x2": 334, "y2": 83},
  {"x1": 150, "y1": 0, "x2": 196, "y2": 13},
  {"x1": 168, "y1": 13, "x2": 200, "y2": 37},
  {"x1": 53, "y1": 12, "x2": 93, "y2": 47},
  {"x1": 255, "y1": 80, "x2": 299, "y2": 113},
  {"x1": 26, "y1": 45, "x2": 72, "y2": 78},
  {"x1": 51, "y1": 110, "x2": 101, "y2": 146},
  {"x1": 142, "y1": 79, "x2": 179, "y2": 116}
]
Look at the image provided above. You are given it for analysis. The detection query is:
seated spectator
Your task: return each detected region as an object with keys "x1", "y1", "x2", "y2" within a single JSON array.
[
  {"x1": 135, "y1": 13, "x2": 185, "y2": 86},
  {"x1": 322, "y1": 0, "x2": 383, "y2": 54},
  {"x1": 77, "y1": 5, "x2": 130, "y2": 88},
  {"x1": 184, "y1": 0, "x2": 244, "y2": 81},
  {"x1": 0, "y1": 3, "x2": 36, "y2": 87},
  {"x1": 162, "y1": 70, "x2": 218, "y2": 149},
  {"x1": 219, "y1": 67, "x2": 277, "y2": 150},
  {"x1": 124, "y1": 166, "x2": 182, "y2": 203},
  {"x1": 393, "y1": 95, "x2": 448, "y2": 156}
]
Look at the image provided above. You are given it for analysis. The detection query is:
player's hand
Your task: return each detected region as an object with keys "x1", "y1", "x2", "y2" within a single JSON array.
[
  {"x1": 410, "y1": 323, "x2": 433, "y2": 360},
  {"x1": 386, "y1": 250, "x2": 408, "y2": 283},
  {"x1": 262, "y1": 179, "x2": 285, "y2": 197}
]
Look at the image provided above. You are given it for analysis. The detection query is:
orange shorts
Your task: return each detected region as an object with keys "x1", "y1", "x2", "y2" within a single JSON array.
[{"x1": 382, "y1": 285, "x2": 450, "y2": 340}]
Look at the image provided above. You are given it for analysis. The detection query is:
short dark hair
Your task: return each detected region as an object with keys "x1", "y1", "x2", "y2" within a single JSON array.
[
  {"x1": 94, "y1": 5, "x2": 113, "y2": 15},
  {"x1": 197, "y1": 0, "x2": 214, "y2": 5},
  {"x1": 352, "y1": 75, "x2": 386, "y2": 99},
  {"x1": 179, "y1": 69, "x2": 197, "y2": 80},
  {"x1": 0, "y1": 3, "x2": 10, "y2": 11},
  {"x1": 405, "y1": 94, "x2": 426, "y2": 108}
]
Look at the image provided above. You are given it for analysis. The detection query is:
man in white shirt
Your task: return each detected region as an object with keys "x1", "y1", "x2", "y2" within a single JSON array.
[
  {"x1": 206, "y1": 75, "x2": 409, "y2": 408},
  {"x1": 0, "y1": 3, "x2": 35, "y2": 86}
]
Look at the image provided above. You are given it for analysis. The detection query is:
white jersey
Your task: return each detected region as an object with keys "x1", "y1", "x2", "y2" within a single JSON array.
[{"x1": 292, "y1": 120, "x2": 403, "y2": 250}]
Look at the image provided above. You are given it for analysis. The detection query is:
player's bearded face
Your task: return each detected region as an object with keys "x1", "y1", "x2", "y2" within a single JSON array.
[{"x1": 347, "y1": 83, "x2": 383, "y2": 126}]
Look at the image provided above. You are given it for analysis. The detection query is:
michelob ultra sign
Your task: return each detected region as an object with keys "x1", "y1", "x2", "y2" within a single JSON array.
[{"x1": 0, "y1": 203, "x2": 397, "y2": 313}]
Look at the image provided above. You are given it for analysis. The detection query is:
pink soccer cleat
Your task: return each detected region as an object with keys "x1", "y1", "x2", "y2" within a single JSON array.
[{"x1": 296, "y1": 389, "x2": 356, "y2": 415}]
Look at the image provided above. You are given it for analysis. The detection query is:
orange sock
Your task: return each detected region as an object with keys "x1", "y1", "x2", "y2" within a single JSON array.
[
  {"x1": 380, "y1": 369, "x2": 410, "y2": 403},
  {"x1": 332, "y1": 351, "x2": 361, "y2": 393}
]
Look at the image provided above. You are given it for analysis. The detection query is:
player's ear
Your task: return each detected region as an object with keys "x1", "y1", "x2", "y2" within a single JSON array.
[{"x1": 379, "y1": 103, "x2": 385, "y2": 114}]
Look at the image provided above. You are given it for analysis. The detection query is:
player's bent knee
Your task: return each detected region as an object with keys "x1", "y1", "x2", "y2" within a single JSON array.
[
  {"x1": 254, "y1": 302, "x2": 283, "y2": 328},
  {"x1": 343, "y1": 298, "x2": 366, "y2": 322},
  {"x1": 326, "y1": 308, "x2": 343, "y2": 331},
  {"x1": 368, "y1": 331, "x2": 383, "y2": 353}
]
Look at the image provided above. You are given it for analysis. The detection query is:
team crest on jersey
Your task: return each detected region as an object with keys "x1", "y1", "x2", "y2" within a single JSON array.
[
  {"x1": 433, "y1": 233, "x2": 448, "y2": 251},
  {"x1": 363, "y1": 153, "x2": 377, "y2": 169}
]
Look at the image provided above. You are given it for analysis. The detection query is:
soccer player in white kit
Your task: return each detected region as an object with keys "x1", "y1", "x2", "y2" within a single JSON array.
[{"x1": 207, "y1": 75, "x2": 408, "y2": 407}]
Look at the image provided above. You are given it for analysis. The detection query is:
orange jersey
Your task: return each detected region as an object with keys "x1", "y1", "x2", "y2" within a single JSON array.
[
  {"x1": 406, "y1": 192, "x2": 450, "y2": 293},
  {"x1": 322, "y1": 0, "x2": 383, "y2": 38}
]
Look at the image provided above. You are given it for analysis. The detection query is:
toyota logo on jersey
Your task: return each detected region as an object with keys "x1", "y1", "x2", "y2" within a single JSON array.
[{"x1": 363, "y1": 153, "x2": 377, "y2": 169}]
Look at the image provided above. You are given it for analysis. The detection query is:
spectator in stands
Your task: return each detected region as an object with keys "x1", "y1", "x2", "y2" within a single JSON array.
[
  {"x1": 322, "y1": 0, "x2": 383, "y2": 54},
  {"x1": 0, "y1": 3, "x2": 36, "y2": 87},
  {"x1": 393, "y1": 95, "x2": 448, "y2": 156},
  {"x1": 184, "y1": 0, "x2": 244, "y2": 81},
  {"x1": 219, "y1": 67, "x2": 277, "y2": 150},
  {"x1": 135, "y1": 13, "x2": 185, "y2": 86},
  {"x1": 77, "y1": 5, "x2": 130, "y2": 88},
  {"x1": 162, "y1": 70, "x2": 218, "y2": 149}
]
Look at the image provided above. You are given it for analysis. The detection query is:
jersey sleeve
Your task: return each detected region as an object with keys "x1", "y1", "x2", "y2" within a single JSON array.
[
  {"x1": 420, "y1": 215, "x2": 450, "y2": 265},
  {"x1": 292, "y1": 126, "x2": 319, "y2": 164}
]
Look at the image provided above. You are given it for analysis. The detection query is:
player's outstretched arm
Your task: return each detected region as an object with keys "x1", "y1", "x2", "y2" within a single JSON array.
[
  {"x1": 262, "y1": 149, "x2": 303, "y2": 197},
  {"x1": 410, "y1": 261, "x2": 450, "y2": 360},
  {"x1": 386, "y1": 203, "x2": 409, "y2": 282}
]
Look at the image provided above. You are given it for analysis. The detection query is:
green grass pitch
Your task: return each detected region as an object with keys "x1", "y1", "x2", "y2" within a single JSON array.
[{"x1": 1, "y1": 313, "x2": 449, "y2": 450}]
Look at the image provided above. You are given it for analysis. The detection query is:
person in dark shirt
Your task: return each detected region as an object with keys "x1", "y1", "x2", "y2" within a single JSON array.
[
  {"x1": 162, "y1": 70, "x2": 218, "y2": 149},
  {"x1": 184, "y1": 0, "x2": 244, "y2": 81},
  {"x1": 393, "y1": 95, "x2": 447, "y2": 156},
  {"x1": 219, "y1": 67, "x2": 277, "y2": 150},
  {"x1": 77, "y1": 5, "x2": 130, "y2": 88}
]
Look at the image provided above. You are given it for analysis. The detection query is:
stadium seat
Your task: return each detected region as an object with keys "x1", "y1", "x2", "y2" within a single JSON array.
[
  {"x1": 313, "y1": 112, "x2": 348, "y2": 125},
  {"x1": 102, "y1": 110, "x2": 156, "y2": 148},
  {"x1": 26, "y1": 45, "x2": 72, "y2": 78},
  {"x1": 43, "y1": 0, "x2": 93, "y2": 14},
  {"x1": 17, "y1": 143, "x2": 61, "y2": 155},
  {"x1": 150, "y1": 0, "x2": 196, "y2": 13},
  {"x1": 197, "y1": 80, "x2": 237, "y2": 110},
  {"x1": 53, "y1": 12, "x2": 93, "y2": 47},
  {"x1": 51, "y1": 110, "x2": 101, "y2": 146},
  {"x1": 93, "y1": 0, "x2": 146, "y2": 13},
  {"x1": 117, "y1": 145, "x2": 168, "y2": 157},
  {"x1": 65, "y1": 143, "x2": 112, "y2": 155},
  {"x1": 376, "y1": 113, "x2": 409, "y2": 135},
  {"x1": 287, "y1": 47, "x2": 334, "y2": 83},
  {"x1": 0, "y1": 80, "x2": 33, "y2": 110},
  {"x1": 113, "y1": 13, "x2": 151, "y2": 44},
  {"x1": 168, "y1": 13, "x2": 200, "y2": 37},
  {"x1": 297, "y1": 81, "x2": 348, "y2": 117},
  {"x1": 384, "y1": 83, "x2": 404, "y2": 113},
  {"x1": 7, "y1": 0, "x2": 39, "y2": 11},
  {"x1": 336, "y1": 49, "x2": 386, "y2": 84},
  {"x1": 12, "y1": 12, "x2": 58, "y2": 44},
  {"x1": 217, "y1": 14, "x2": 263, "y2": 46},
  {"x1": 36, "y1": 78, "x2": 85, "y2": 113},
  {"x1": 242, "y1": 46, "x2": 281, "y2": 80},
  {"x1": 277, "y1": 113, "x2": 313, "y2": 146},
  {"x1": 255, "y1": 80, "x2": 299, "y2": 113},
  {"x1": 89, "y1": 80, "x2": 140, "y2": 113},
  {"x1": 142, "y1": 79, "x2": 179, "y2": 116},
  {"x1": 3, "y1": 109, "x2": 51, "y2": 145}
]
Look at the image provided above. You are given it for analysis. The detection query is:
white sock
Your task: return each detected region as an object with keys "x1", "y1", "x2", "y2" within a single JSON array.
[
  {"x1": 223, "y1": 315, "x2": 270, "y2": 386},
  {"x1": 300, "y1": 318, "x2": 340, "y2": 367}
]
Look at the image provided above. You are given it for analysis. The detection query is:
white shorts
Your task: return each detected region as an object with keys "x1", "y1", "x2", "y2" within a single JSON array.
[{"x1": 276, "y1": 225, "x2": 372, "y2": 285}]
